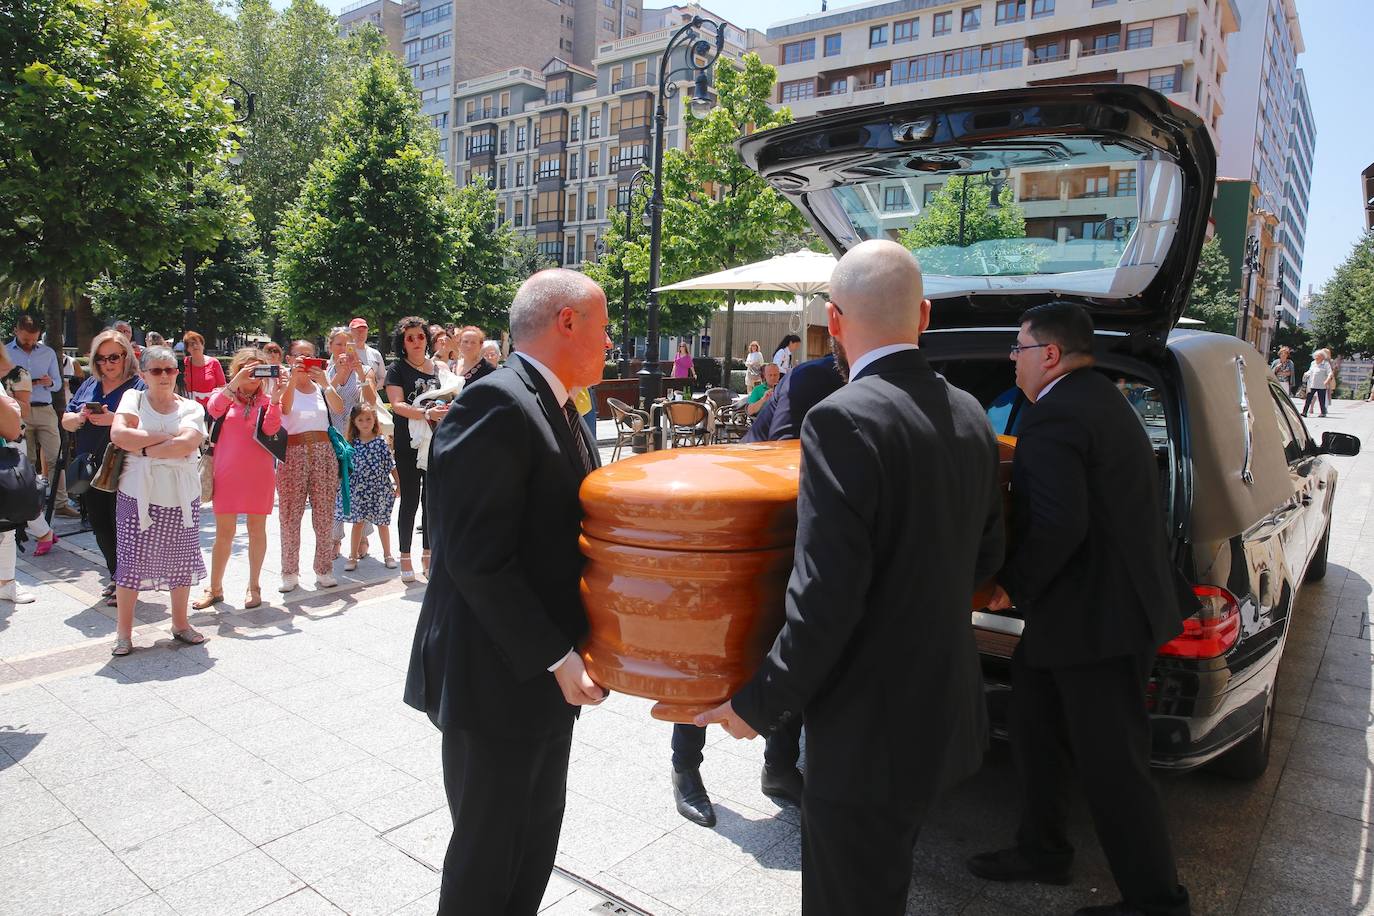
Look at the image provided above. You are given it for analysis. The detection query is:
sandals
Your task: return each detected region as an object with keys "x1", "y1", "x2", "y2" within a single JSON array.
[
  {"x1": 383, "y1": 556, "x2": 398, "y2": 570},
  {"x1": 111, "y1": 638, "x2": 133, "y2": 657},
  {"x1": 105, "y1": 593, "x2": 119, "y2": 608},
  {"x1": 171, "y1": 627, "x2": 206, "y2": 646},
  {"x1": 344, "y1": 557, "x2": 358, "y2": 572},
  {"x1": 191, "y1": 590, "x2": 223, "y2": 611},
  {"x1": 399, "y1": 556, "x2": 416, "y2": 583},
  {"x1": 101, "y1": 582, "x2": 116, "y2": 598},
  {"x1": 421, "y1": 550, "x2": 432, "y2": 578},
  {"x1": 243, "y1": 587, "x2": 262, "y2": 610}
]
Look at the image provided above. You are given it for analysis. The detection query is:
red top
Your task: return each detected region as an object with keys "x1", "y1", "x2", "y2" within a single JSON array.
[{"x1": 183, "y1": 357, "x2": 226, "y2": 406}]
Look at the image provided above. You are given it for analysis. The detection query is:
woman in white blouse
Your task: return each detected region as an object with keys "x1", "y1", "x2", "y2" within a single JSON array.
[
  {"x1": 277, "y1": 339, "x2": 345, "y2": 593},
  {"x1": 744, "y1": 341, "x2": 765, "y2": 391},
  {"x1": 108, "y1": 347, "x2": 209, "y2": 656}
]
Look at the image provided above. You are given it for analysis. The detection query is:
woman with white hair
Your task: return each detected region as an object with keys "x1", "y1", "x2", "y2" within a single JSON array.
[
  {"x1": 108, "y1": 346, "x2": 209, "y2": 655},
  {"x1": 1301, "y1": 349, "x2": 1332, "y2": 418}
]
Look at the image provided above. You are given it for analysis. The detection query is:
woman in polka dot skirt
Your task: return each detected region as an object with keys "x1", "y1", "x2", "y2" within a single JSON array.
[{"x1": 108, "y1": 347, "x2": 209, "y2": 656}]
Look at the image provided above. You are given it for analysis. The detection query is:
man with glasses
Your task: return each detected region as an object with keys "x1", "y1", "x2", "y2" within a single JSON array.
[
  {"x1": 697, "y1": 240, "x2": 1004, "y2": 914},
  {"x1": 967, "y1": 302, "x2": 1190, "y2": 916},
  {"x1": 8, "y1": 315, "x2": 77, "y2": 517}
]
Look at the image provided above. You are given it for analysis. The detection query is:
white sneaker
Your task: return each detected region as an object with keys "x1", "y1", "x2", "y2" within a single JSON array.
[
  {"x1": 278, "y1": 574, "x2": 299, "y2": 593},
  {"x1": 0, "y1": 581, "x2": 34, "y2": 604},
  {"x1": 316, "y1": 574, "x2": 337, "y2": 588}
]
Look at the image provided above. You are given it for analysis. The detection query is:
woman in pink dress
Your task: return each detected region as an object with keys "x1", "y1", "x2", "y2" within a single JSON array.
[
  {"x1": 193, "y1": 348, "x2": 283, "y2": 611},
  {"x1": 671, "y1": 342, "x2": 696, "y2": 380}
]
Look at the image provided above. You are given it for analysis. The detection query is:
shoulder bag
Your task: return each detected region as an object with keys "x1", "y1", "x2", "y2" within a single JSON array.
[
  {"x1": 0, "y1": 438, "x2": 45, "y2": 533},
  {"x1": 255, "y1": 403, "x2": 288, "y2": 463},
  {"x1": 199, "y1": 408, "x2": 225, "y2": 504},
  {"x1": 92, "y1": 390, "x2": 143, "y2": 494}
]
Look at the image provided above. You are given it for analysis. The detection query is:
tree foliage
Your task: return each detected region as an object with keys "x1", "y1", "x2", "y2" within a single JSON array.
[
  {"x1": 898, "y1": 176, "x2": 1028, "y2": 274},
  {"x1": 449, "y1": 179, "x2": 520, "y2": 333},
  {"x1": 273, "y1": 54, "x2": 466, "y2": 338},
  {"x1": 1309, "y1": 230, "x2": 1374, "y2": 357},
  {"x1": 89, "y1": 177, "x2": 268, "y2": 345},
  {"x1": 1182, "y1": 237, "x2": 1241, "y2": 335},
  {"x1": 0, "y1": 0, "x2": 236, "y2": 305}
]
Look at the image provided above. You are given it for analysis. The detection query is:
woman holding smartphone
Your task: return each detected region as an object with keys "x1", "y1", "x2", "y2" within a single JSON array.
[
  {"x1": 194, "y1": 348, "x2": 283, "y2": 610},
  {"x1": 63, "y1": 330, "x2": 145, "y2": 603},
  {"x1": 277, "y1": 340, "x2": 344, "y2": 592},
  {"x1": 385, "y1": 317, "x2": 444, "y2": 581}
]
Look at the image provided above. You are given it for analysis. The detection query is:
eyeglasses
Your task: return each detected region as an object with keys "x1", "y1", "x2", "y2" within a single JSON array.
[
  {"x1": 1009, "y1": 342, "x2": 1051, "y2": 357},
  {"x1": 829, "y1": 300, "x2": 844, "y2": 315},
  {"x1": 93, "y1": 353, "x2": 124, "y2": 364},
  {"x1": 144, "y1": 366, "x2": 178, "y2": 377}
]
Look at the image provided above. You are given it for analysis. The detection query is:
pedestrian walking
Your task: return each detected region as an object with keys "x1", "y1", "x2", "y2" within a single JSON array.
[
  {"x1": 385, "y1": 318, "x2": 444, "y2": 583},
  {"x1": 744, "y1": 341, "x2": 766, "y2": 390},
  {"x1": 195, "y1": 348, "x2": 283, "y2": 611},
  {"x1": 108, "y1": 347, "x2": 209, "y2": 656},
  {"x1": 1, "y1": 344, "x2": 60, "y2": 558},
  {"x1": 670, "y1": 342, "x2": 696, "y2": 381},
  {"x1": 698, "y1": 241, "x2": 1004, "y2": 915},
  {"x1": 7, "y1": 315, "x2": 76, "y2": 518},
  {"x1": 1270, "y1": 346, "x2": 1295, "y2": 397},
  {"x1": 277, "y1": 340, "x2": 345, "y2": 593},
  {"x1": 1302, "y1": 350, "x2": 1332, "y2": 417},
  {"x1": 404, "y1": 269, "x2": 610, "y2": 915},
  {"x1": 179, "y1": 331, "x2": 225, "y2": 411},
  {"x1": 338, "y1": 403, "x2": 398, "y2": 572},
  {"x1": 63, "y1": 331, "x2": 144, "y2": 601}
]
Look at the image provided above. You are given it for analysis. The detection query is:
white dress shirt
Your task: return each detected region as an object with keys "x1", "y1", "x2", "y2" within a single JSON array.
[{"x1": 848, "y1": 342, "x2": 919, "y2": 381}]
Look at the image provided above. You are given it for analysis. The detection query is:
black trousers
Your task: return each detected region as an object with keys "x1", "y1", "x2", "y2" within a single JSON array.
[
  {"x1": 1302, "y1": 387, "x2": 1328, "y2": 416},
  {"x1": 671, "y1": 718, "x2": 804, "y2": 772},
  {"x1": 394, "y1": 444, "x2": 428, "y2": 555},
  {"x1": 1010, "y1": 647, "x2": 1190, "y2": 916},
  {"x1": 82, "y1": 487, "x2": 118, "y2": 576},
  {"x1": 438, "y1": 726, "x2": 572, "y2": 916},
  {"x1": 800, "y1": 790, "x2": 929, "y2": 915}
]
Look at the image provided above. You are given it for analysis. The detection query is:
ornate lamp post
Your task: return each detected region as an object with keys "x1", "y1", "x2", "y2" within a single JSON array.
[
  {"x1": 1236, "y1": 234, "x2": 1260, "y2": 345},
  {"x1": 184, "y1": 77, "x2": 255, "y2": 336},
  {"x1": 639, "y1": 15, "x2": 727, "y2": 409},
  {"x1": 617, "y1": 168, "x2": 652, "y2": 379}
]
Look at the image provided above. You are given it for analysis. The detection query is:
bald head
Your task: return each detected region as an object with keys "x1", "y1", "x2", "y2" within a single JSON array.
[
  {"x1": 829, "y1": 240, "x2": 925, "y2": 340},
  {"x1": 509, "y1": 268, "x2": 603, "y2": 345}
]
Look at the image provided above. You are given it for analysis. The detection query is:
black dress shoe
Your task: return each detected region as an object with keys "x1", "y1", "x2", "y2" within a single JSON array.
[
  {"x1": 966, "y1": 847, "x2": 1072, "y2": 886},
  {"x1": 1073, "y1": 906, "x2": 1145, "y2": 916},
  {"x1": 671, "y1": 768, "x2": 716, "y2": 828},
  {"x1": 760, "y1": 764, "x2": 803, "y2": 805}
]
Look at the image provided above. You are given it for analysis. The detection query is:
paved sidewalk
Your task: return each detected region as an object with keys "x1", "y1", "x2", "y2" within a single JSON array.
[{"x1": 2, "y1": 403, "x2": 1374, "y2": 914}]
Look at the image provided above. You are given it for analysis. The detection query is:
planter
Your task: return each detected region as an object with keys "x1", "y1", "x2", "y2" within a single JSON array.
[{"x1": 593, "y1": 379, "x2": 640, "y2": 416}]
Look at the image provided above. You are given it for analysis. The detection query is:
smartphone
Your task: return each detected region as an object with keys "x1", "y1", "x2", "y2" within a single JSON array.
[
  {"x1": 85, "y1": 402, "x2": 107, "y2": 414},
  {"x1": 300, "y1": 357, "x2": 327, "y2": 372},
  {"x1": 251, "y1": 365, "x2": 281, "y2": 378}
]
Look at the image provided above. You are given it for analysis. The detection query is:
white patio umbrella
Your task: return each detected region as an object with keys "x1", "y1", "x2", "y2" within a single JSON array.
[{"x1": 653, "y1": 249, "x2": 837, "y2": 297}]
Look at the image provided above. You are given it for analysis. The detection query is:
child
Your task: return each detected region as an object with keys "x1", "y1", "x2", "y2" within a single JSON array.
[{"x1": 338, "y1": 403, "x2": 399, "y2": 571}]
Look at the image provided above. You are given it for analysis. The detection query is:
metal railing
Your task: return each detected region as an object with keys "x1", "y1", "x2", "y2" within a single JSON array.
[{"x1": 611, "y1": 72, "x2": 653, "y2": 92}]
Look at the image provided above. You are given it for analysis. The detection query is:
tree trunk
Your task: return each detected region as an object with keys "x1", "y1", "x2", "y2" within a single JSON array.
[
  {"x1": 43, "y1": 282, "x2": 68, "y2": 413},
  {"x1": 722, "y1": 290, "x2": 736, "y2": 393}
]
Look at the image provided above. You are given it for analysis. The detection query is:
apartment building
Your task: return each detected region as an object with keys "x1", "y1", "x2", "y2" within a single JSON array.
[
  {"x1": 1277, "y1": 69, "x2": 1314, "y2": 324},
  {"x1": 450, "y1": 23, "x2": 750, "y2": 268},
  {"x1": 1363, "y1": 161, "x2": 1374, "y2": 232},
  {"x1": 337, "y1": 0, "x2": 406, "y2": 55},
  {"x1": 643, "y1": 4, "x2": 753, "y2": 48}
]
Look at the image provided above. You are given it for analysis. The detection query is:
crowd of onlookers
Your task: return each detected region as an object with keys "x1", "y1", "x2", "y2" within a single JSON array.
[{"x1": 0, "y1": 314, "x2": 506, "y2": 655}]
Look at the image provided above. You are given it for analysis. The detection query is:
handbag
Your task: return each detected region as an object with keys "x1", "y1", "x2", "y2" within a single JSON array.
[
  {"x1": 199, "y1": 412, "x2": 226, "y2": 504},
  {"x1": 254, "y1": 403, "x2": 288, "y2": 463},
  {"x1": 327, "y1": 425, "x2": 354, "y2": 517},
  {"x1": 91, "y1": 442, "x2": 125, "y2": 494},
  {"x1": 0, "y1": 440, "x2": 45, "y2": 533},
  {"x1": 68, "y1": 451, "x2": 99, "y2": 498}
]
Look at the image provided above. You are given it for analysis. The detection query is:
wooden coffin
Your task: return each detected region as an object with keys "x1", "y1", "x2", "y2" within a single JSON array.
[{"x1": 579, "y1": 436, "x2": 1015, "y2": 723}]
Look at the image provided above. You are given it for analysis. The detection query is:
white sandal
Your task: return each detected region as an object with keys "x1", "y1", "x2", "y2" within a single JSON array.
[
  {"x1": 344, "y1": 557, "x2": 358, "y2": 572},
  {"x1": 383, "y1": 556, "x2": 398, "y2": 569}
]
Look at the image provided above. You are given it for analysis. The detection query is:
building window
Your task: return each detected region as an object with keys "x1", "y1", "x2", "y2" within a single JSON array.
[
  {"x1": 568, "y1": 152, "x2": 579, "y2": 178},
  {"x1": 1195, "y1": 77, "x2": 1202, "y2": 102},
  {"x1": 1126, "y1": 26, "x2": 1153, "y2": 49},
  {"x1": 515, "y1": 162, "x2": 526, "y2": 186},
  {"x1": 933, "y1": 12, "x2": 951, "y2": 35},
  {"x1": 882, "y1": 187, "x2": 910, "y2": 211},
  {"x1": 1089, "y1": 32, "x2": 1120, "y2": 54},
  {"x1": 891, "y1": 38, "x2": 1025, "y2": 84},
  {"x1": 1081, "y1": 176, "x2": 1109, "y2": 198},
  {"x1": 536, "y1": 155, "x2": 561, "y2": 181},
  {"x1": 588, "y1": 150, "x2": 599, "y2": 177},
  {"x1": 404, "y1": 30, "x2": 451, "y2": 62},
  {"x1": 1148, "y1": 70, "x2": 1177, "y2": 93},
  {"x1": 782, "y1": 39, "x2": 816, "y2": 64},
  {"x1": 516, "y1": 125, "x2": 527, "y2": 151},
  {"x1": 589, "y1": 113, "x2": 601, "y2": 138},
  {"x1": 894, "y1": 18, "x2": 918, "y2": 43},
  {"x1": 779, "y1": 79, "x2": 816, "y2": 102},
  {"x1": 603, "y1": 18, "x2": 613, "y2": 30},
  {"x1": 1031, "y1": 0, "x2": 1054, "y2": 17},
  {"x1": 499, "y1": 129, "x2": 508, "y2": 154},
  {"x1": 498, "y1": 165, "x2": 507, "y2": 189},
  {"x1": 994, "y1": 0, "x2": 1026, "y2": 24},
  {"x1": 827, "y1": 78, "x2": 847, "y2": 95},
  {"x1": 570, "y1": 116, "x2": 581, "y2": 141},
  {"x1": 870, "y1": 25, "x2": 888, "y2": 47},
  {"x1": 824, "y1": 33, "x2": 842, "y2": 56},
  {"x1": 1092, "y1": 0, "x2": 1116, "y2": 5},
  {"x1": 626, "y1": 6, "x2": 636, "y2": 17},
  {"x1": 1031, "y1": 40, "x2": 1062, "y2": 62},
  {"x1": 923, "y1": 184, "x2": 942, "y2": 206},
  {"x1": 585, "y1": 191, "x2": 597, "y2": 221},
  {"x1": 430, "y1": 112, "x2": 448, "y2": 130},
  {"x1": 466, "y1": 134, "x2": 494, "y2": 157},
  {"x1": 962, "y1": 7, "x2": 981, "y2": 30},
  {"x1": 1115, "y1": 170, "x2": 1137, "y2": 196}
]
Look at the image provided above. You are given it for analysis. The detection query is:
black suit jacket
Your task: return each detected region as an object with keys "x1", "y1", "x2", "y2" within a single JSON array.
[
  {"x1": 743, "y1": 354, "x2": 845, "y2": 444},
  {"x1": 403, "y1": 355, "x2": 598, "y2": 736},
  {"x1": 999, "y1": 368, "x2": 1184, "y2": 669},
  {"x1": 733, "y1": 349, "x2": 1004, "y2": 807}
]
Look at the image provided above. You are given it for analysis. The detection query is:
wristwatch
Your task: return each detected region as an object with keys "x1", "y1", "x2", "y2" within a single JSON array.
[{"x1": 141, "y1": 447, "x2": 148, "y2": 457}]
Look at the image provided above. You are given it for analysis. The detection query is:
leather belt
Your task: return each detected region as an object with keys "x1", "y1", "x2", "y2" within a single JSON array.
[{"x1": 286, "y1": 430, "x2": 329, "y2": 446}]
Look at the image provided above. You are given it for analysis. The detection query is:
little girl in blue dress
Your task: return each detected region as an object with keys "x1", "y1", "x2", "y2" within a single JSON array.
[{"x1": 338, "y1": 403, "x2": 399, "y2": 571}]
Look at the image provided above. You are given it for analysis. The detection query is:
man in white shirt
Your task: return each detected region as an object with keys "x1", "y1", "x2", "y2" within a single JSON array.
[
  {"x1": 8, "y1": 316, "x2": 77, "y2": 516},
  {"x1": 349, "y1": 318, "x2": 386, "y2": 382}
]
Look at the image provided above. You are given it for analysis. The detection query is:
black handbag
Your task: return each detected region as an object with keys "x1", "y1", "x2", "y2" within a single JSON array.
[
  {"x1": 0, "y1": 442, "x2": 45, "y2": 533},
  {"x1": 254, "y1": 404, "x2": 287, "y2": 463},
  {"x1": 68, "y1": 451, "x2": 99, "y2": 497}
]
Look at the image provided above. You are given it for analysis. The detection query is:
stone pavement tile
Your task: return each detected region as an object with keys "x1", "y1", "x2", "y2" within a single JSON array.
[
  {"x1": 390, "y1": 890, "x2": 440, "y2": 916},
  {"x1": 191, "y1": 693, "x2": 296, "y2": 738},
  {"x1": 696, "y1": 745, "x2": 801, "y2": 828},
  {"x1": 0, "y1": 767, "x2": 75, "y2": 849},
  {"x1": 311, "y1": 843, "x2": 440, "y2": 916},
  {"x1": 607, "y1": 833, "x2": 745, "y2": 912},
  {"x1": 748, "y1": 826, "x2": 801, "y2": 893},
  {"x1": 688, "y1": 867, "x2": 802, "y2": 916},
  {"x1": 382, "y1": 806, "x2": 450, "y2": 871},
  {"x1": 303, "y1": 754, "x2": 416, "y2": 809},
  {"x1": 109, "y1": 646, "x2": 213, "y2": 684},
  {"x1": 1234, "y1": 875, "x2": 1366, "y2": 916},
  {"x1": 115, "y1": 715, "x2": 220, "y2": 762},
  {"x1": 587, "y1": 869, "x2": 687, "y2": 916},
  {"x1": 956, "y1": 898, "x2": 1035, "y2": 916},
  {"x1": 249, "y1": 888, "x2": 346, "y2": 916},
  {"x1": 1246, "y1": 832, "x2": 1374, "y2": 912},
  {"x1": 1263, "y1": 798, "x2": 1374, "y2": 860},
  {"x1": 1276, "y1": 767, "x2": 1374, "y2": 825},
  {"x1": 1302, "y1": 680, "x2": 1374, "y2": 731},
  {"x1": 353, "y1": 775, "x2": 447, "y2": 834},
  {"x1": 335, "y1": 709, "x2": 434, "y2": 757},
  {"x1": 538, "y1": 872, "x2": 580, "y2": 910},
  {"x1": 154, "y1": 668, "x2": 259, "y2": 716},
  {"x1": 567, "y1": 747, "x2": 687, "y2": 832},
  {"x1": 905, "y1": 869, "x2": 980, "y2": 915},
  {"x1": 217, "y1": 783, "x2": 339, "y2": 846},
  {"x1": 376, "y1": 733, "x2": 444, "y2": 781},
  {"x1": 262, "y1": 812, "x2": 392, "y2": 885},
  {"x1": 557, "y1": 790, "x2": 667, "y2": 874},
  {"x1": 669, "y1": 798, "x2": 795, "y2": 869},
  {"x1": 50, "y1": 760, "x2": 211, "y2": 853},
  {"x1": 101, "y1": 895, "x2": 179, "y2": 916},
  {"x1": 260, "y1": 730, "x2": 373, "y2": 783},
  {"x1": 158, "y1": 848, "x2": 304, "y2": 916},
  {"x1": 84, "y1": 691, "x2": 187, "y2": 741},
  {"x1": 40, "y1": 669, "x2": 152, "y2": 714},
  {"x1": 1284, "y1": 719, "x2": 1374, "y2": 787},
  {"x1": 116, "y1": 813, "x2": 253, "y2": 889},
  {"x1": 145, "y1": 736, "x2": 292, "y2": 813},
  {"x1": 0, "y1": 821, "x2": 148, "y2": 916},
  {"x1": 20, "y1": 732, "x2": 142, "y2": 789},
  {"x1": 223, "y1": 711, "x2": 329, "y2": 757}
]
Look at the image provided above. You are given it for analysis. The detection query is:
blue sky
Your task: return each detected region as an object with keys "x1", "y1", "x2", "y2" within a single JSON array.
[{"x1": 321, "y1": 0, "x2": 1371, "y2": 295}]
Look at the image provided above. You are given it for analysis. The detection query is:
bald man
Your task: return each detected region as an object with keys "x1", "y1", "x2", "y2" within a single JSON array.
[
  {"x1": 698, "y1": 240, "x2": 1005, "y2": 914},
  {"x1": 405, "y1": 269, "x2": 612, "y2": 914}
]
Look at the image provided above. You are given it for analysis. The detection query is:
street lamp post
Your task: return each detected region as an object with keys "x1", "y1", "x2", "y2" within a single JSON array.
[
  {"x1": 1236, "y1": 234, "x2": 1260, "y2": 345},
  {"x1": 184, "y1": 78, "x2": 255, "y2": 337},
  {"x1": 619, "y1": 168, "x2": 651, "y2": 379},
  {"x1": 639, "y1": 15, "x2": 727, "y2": 410}
]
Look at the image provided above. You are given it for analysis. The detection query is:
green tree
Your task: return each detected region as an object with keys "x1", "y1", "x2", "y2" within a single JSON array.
[
  {"x1": 1183, "y1": 237, "x2": 1242, "y2": 335},
  {"x1": 89, "y1": 178, "x2": 268, "y2": 346},
  {"x1": 450, "y1": 179, "x2": 520, "y2": 334},
  {"x1": 0, "y1": 0, "x2": 236, "y2": 349},
  {"x1": 274, "y1": 54, "x2": 462, "y2": 337},
  {"x1": 898, "y1": 176, "x2": 1028, "y2": 274},
  {"x1": 1307, "y1": 291, "x2": 1352, "y2": 358},
  {"x1": 1319, "y1": 230, "x2": 1374, "y2": 356}
]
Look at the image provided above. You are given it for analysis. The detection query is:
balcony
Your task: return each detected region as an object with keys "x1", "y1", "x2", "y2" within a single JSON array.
[
  {"x1": 611, "y1": 72, "x2": 653, "y2": 92},
  {"x1": 465, "y1": 107, "x2": 509, "y2": 124},
  {"x1": 546, "y1": 90, "x2": 570, "y2": 104}
]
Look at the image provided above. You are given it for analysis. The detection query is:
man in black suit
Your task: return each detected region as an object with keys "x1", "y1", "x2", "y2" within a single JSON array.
[
  {"x1": 967, "y1": 302, "x2": 1190, "y2": 916},
  {"x1": 697, "y1": 239, "x2": 1004, "y2": 914},
  {"x1": 666, "y1": 352, "x2": 846, "y2": 828},
  {"x1": 403, "y1": 269, "x2": 611, "y2": 915}
]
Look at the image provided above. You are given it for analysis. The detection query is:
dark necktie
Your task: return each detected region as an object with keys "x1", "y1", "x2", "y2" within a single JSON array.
[{"x1": 563, "y1": 399, "x2": 594, "y2": 475}]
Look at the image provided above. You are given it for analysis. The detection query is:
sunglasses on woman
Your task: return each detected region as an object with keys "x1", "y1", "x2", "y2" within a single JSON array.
[
  {"x1": 93, "y1": 354, "x2": 124, "y2": 364},
  {"x1": 144, "y1": 366, "x2": 178, "y2": 377}
]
